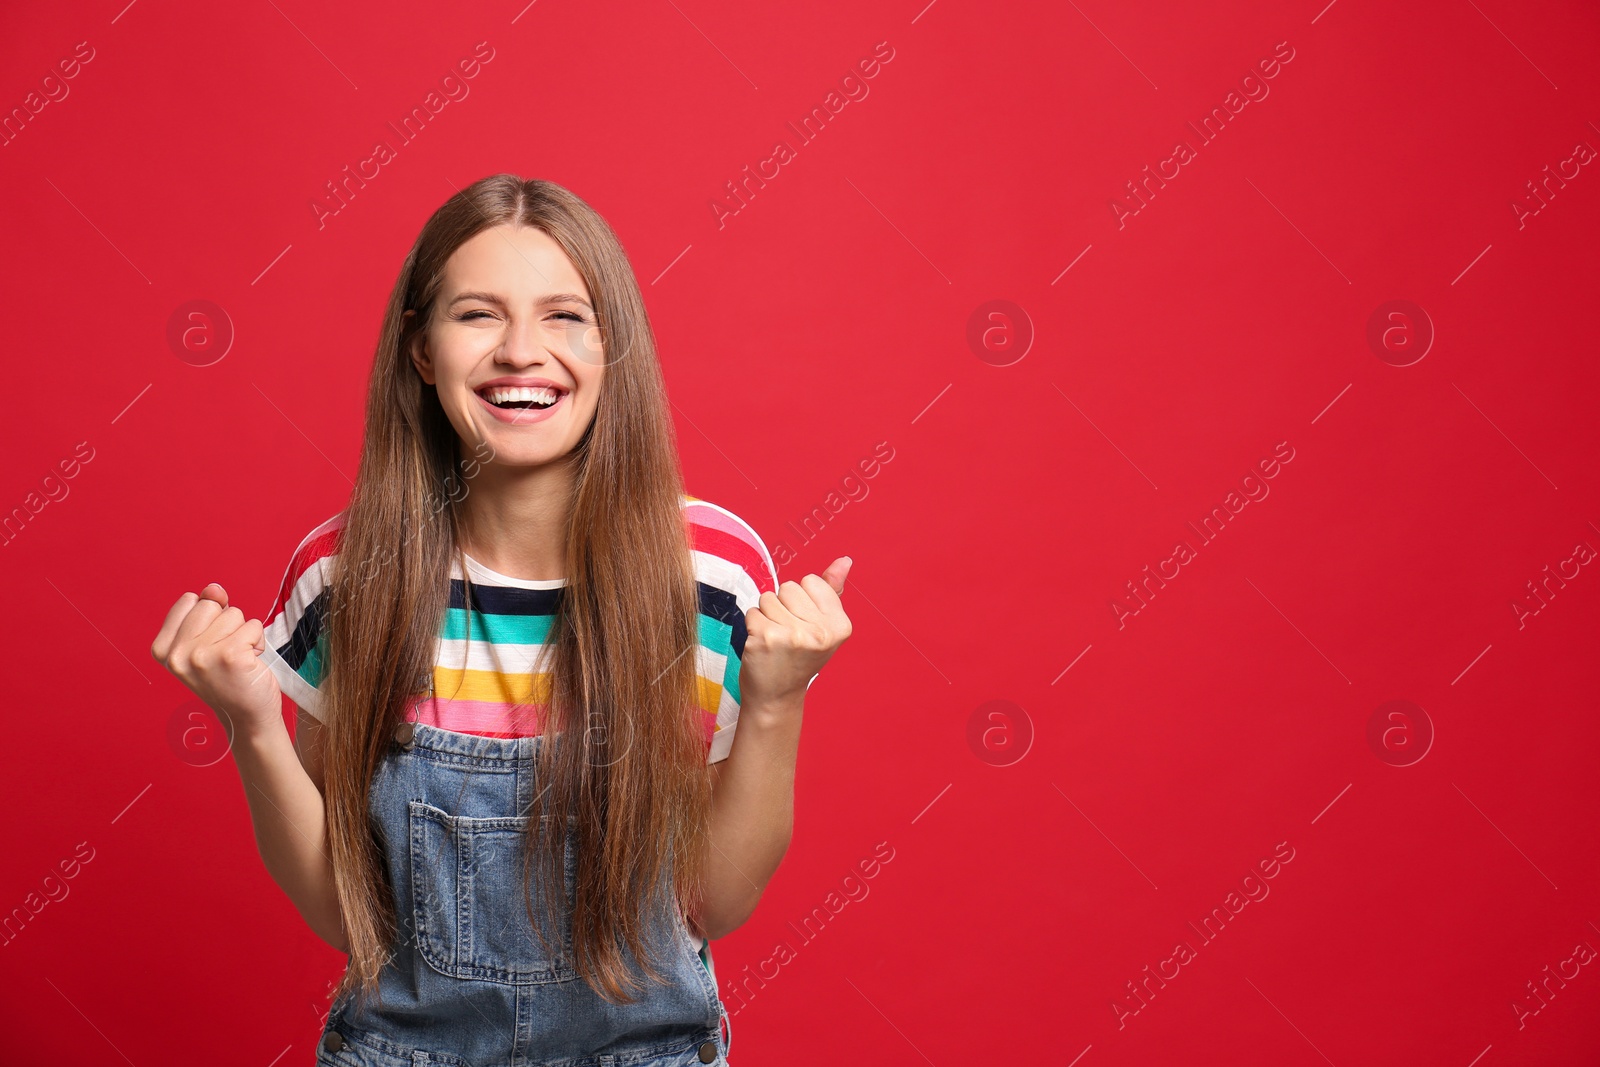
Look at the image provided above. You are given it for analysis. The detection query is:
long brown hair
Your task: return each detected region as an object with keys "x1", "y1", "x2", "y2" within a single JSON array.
[{"x1": 319, "y1": 174, "x2": 708, "y2": 1011}]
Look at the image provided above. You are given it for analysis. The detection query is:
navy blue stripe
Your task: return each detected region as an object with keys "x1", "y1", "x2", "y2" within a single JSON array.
[
  {"x1": 697, "y1": 582, "x2": 749, "y2": 660},
  {"x1": 283, "y1": 580, "x2": 746, "y2": 666},
  {"x1": 274, "y1": 588, "x2": 328, "y2": 673},
  {"x1": 449, "y1": 578, "x2": 565, "y2": 616}
]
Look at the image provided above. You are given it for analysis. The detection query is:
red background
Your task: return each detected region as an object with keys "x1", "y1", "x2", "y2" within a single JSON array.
[{"x1": 3, "y1": 1, "x2": 1599, "y2": 1064}]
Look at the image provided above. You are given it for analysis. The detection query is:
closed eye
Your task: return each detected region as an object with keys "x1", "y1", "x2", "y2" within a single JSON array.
[{"x1": 458, "y1": 311, "x2": 589, "y2": 323}]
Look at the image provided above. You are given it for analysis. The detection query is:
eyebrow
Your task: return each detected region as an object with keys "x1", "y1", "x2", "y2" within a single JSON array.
[{"x1": 447, "y1": 290, "x2": 593, "y2": 309}]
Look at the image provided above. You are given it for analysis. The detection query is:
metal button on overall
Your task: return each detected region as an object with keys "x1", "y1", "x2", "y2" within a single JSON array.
[
  {"x1": 322, "y1": 1032, "x2": 345, "y2": 1052},
  {"x1": 697, "y1": 1040, "x2": 717, "y2": 1063},
  {"x1": 393, "y1": 721, "x2": 415, "y2": 747}
]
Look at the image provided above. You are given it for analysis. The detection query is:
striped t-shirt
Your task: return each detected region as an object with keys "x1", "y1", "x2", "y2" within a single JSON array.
[
  {"x1": 260, "y1": 494, "x2": 776, "y2": 765},
  {"x1": 261, "y1": 495, "x2": 774, "y2": 969}
]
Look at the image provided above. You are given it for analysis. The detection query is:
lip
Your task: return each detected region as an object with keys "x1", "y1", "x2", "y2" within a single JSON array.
[
  {"x1": 474, "y1": 376, "x2": 570, "y2": 395},
  {"x1": 475, "y1": 387, "x2": 567, "y2": 425}
]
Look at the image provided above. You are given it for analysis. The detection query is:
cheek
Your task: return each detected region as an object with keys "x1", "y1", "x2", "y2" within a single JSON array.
[
  {"x1": 568, "y1": 355, "x2": 603, "y2": 395},
  {"x1": 439, "y1": 326, "x2": 500, "y2": 360}
]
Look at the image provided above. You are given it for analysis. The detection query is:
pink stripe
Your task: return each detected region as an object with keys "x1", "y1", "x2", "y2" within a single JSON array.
[
  {"x1": 684, "y1": 500, "x2": 765, "y2": 556},
  {"x1": 411, "y1": 697, "x2": 551, "y2": 736},
  {"x1": 409, "y1": 696, "x2": 721, "y2": 744}
]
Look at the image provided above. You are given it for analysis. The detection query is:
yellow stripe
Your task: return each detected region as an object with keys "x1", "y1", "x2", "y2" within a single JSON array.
[
  {"x1": 428, "y1": 667, "x2": 554, "y2": 704},
  {"x1": 695, "y1": 674, "x2": 723, "y2": 715},
  {"x1": 430, "y1": 667, "x2": 723, "y2": 714}
]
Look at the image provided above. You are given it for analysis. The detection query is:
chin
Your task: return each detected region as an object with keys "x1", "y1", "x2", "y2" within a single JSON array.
[{"x1": 486, "y1": 444, "x2": 576, "y2": 466}]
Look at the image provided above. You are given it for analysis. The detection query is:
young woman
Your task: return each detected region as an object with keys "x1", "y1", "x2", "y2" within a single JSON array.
[{"x1": 151, "y1": 174, "x2": 853, "y2": 1066}]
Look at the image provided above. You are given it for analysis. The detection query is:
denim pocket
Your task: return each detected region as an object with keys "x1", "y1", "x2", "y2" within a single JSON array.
[{"x1": 408, "y1": 799, "x2": 580, "y2": 985}]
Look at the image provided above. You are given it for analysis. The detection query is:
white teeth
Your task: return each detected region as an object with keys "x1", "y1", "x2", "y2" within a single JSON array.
[{"x1": 481, "y1": 386, "x2": 561, "y2": 406}]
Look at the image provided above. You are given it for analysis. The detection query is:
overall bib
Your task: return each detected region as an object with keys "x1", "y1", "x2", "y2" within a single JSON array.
[{"x1": 315, "y1": 720, "x2": 732, "y2": 1067}]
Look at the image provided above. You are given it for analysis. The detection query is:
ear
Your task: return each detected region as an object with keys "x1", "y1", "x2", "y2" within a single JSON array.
[{"x1": 403, "y1": 308, "x2": 434, "y2": 385}]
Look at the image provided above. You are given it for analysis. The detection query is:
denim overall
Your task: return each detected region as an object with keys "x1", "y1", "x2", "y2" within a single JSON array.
[{"x1": 315, "y1": 719, "x2": 732, "y2": 1067}]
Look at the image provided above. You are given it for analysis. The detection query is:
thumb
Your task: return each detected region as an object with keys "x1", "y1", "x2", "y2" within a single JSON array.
[{"x1": 821, "y1": 556, "x2": 852, "y2": 596}]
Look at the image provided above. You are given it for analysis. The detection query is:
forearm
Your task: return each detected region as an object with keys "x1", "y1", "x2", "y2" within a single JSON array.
[
  {"x1": 229, "y1": 720, "x2": 348, "y2": 952},
  {"x1": 697, "y1": 694, "x2": 804, "y2": 940}
]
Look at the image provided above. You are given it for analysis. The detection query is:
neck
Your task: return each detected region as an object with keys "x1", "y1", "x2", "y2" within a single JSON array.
[{"x1": 457, "y1": 454, "x2": 575, "y2": 582}]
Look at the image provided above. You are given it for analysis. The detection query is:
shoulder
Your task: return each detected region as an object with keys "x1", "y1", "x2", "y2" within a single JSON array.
[{"x1": 681, "y1": 494, "x2": 777, "y2": 610}]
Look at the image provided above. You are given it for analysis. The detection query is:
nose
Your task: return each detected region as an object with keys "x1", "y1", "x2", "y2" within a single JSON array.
[{"x1": 497, "y1": 313, "x2": 550, "y2": 367}]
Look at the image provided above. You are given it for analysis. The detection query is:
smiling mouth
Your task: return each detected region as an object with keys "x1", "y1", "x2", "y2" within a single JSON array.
[{"x1": 476, "y1": 386, "x2": 564, "y2": 410}]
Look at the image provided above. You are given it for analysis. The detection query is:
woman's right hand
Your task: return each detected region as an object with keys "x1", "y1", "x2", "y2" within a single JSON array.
[{"x1": 151, "y1": 582, "x2": 284, "y2": 738}]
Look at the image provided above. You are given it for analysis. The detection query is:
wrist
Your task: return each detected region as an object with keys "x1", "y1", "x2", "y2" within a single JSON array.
[
  {"x1": 228, "y1": 715, "x2": 292, "y2": 763},
  {"x1": 741, "y1": 691, "x2": 805, "y2": 731}
]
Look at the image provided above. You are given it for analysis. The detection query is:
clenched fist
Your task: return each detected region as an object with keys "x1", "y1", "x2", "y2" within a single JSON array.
[
  {"x1": 739, "y1": 556, "x2": 854, "y2": 709},
  {"x1": 151, "y1": 582, "x2": 283, "y2": 739}
]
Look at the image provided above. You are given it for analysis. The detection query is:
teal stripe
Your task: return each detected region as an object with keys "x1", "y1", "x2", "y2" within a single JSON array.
[
  {"x1": 417, "y1": 606, "x2": 739, "y2": 699},
  {"x1": 301, "y1": 633, "x2": 327, "y2": 688},
  {"x1": 441, "y1": 606, "x2": 558, "y2": 645},
  {"x1": 698, "y1": 613, "x2": 742, "y2": 705}
]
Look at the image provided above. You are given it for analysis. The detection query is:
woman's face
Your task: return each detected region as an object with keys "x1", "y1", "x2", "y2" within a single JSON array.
[{"x1": 406, "y1": 223, "x2": 605, "y2": 469}]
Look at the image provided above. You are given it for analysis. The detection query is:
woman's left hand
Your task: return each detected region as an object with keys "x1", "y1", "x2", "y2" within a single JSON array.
[{"x1": 740, "y1": 556, "x2": 854, "y2": 708}]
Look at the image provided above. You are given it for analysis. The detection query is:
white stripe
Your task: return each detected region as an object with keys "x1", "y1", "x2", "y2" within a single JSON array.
[
  {"x1": 262, "y1": 511, "x2": 342, "y2": 649},
  {"x1": 707, "y1": 722, "x2": 737, "y2": 764},
  {"x1": 696, "y1": 643, "x2": 730, "y2": 689},
  {"x1": 262, "y1": 552, "x2": 337, "y2": 651},
  {"x1": 433, "y1": 636, "x2": 553, "y2": 674},
  {"x1": 691, "y1": 548, "x2": 765, "y2": 614},
  {"x1": 259, "y1": 643, "x2": 324, "y2": 720},
  {"x1": 451, "y1": 553, "x2": 568, "y2": 590}
]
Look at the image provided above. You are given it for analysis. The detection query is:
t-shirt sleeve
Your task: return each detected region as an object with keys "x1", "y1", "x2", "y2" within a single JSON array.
[
  {"x1": 259, "y1": 513, "x2": 344, "y2": 722},
  {"x1": 683, "y1": 496, "x2": 778, "y2": 765}
]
